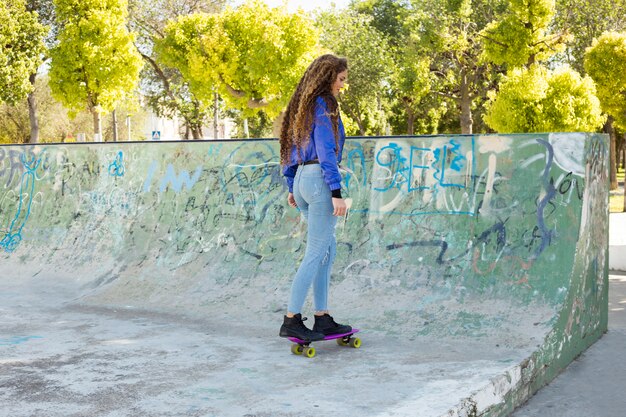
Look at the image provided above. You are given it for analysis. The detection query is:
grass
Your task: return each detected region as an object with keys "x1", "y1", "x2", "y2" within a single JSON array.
[{"x1": 610, "y1": 167, "x2": 625, "y2": 213}]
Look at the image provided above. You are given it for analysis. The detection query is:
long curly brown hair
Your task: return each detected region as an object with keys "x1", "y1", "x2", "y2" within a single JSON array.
[{"x1": 280, "y1": 54, "x2": 348, "y2": 166}]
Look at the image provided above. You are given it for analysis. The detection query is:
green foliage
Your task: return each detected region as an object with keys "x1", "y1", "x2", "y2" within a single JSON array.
[
  {"x1": 584, "y1": 31, "x2": 626, "y2": 129},
  {"x1": 351, "y1": 0, "x2": 410, "y2": 47},
  {"x1": 156, "y1": 13, "x2": 228, "y2": 97},
  {"x1": 157, "y1": 0, "x2": 318, "y2": 118},
  {"x1": 401, "y1": 0, "x2": 505, "y2": 134},
  {"x1": 481, "y1": 0, "x2": 568, "y2": 67},
  {"x1": 49, "y1": 0, "x2": 143, "y2": 117},
  {"x1": 553, "y1": 0, "x2": 626, "y2": 73},
  {"x1": 0, "y1": 0, "x2": 47, "y2": 104},
  {"x1": 317, "y1": 8, "x2": 393, "y2": 135},
  {"x1": 129, "y1": 0, "x2": 225, "y2": 139},
  {"x1": 0, "y1": 76, "x2": 94, "y2": 144},
  {"x1": 483, "y1": 64, "x2": 604, "y2": 132},
  {"x1": 408, "y1": 0, "x2": 474, "y2": 53}
]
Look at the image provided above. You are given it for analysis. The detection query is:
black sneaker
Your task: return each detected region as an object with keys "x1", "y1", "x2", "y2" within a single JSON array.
[
  {"x1": 313, "y1": 314, "x2": 352, "y2": 336},
  {"x1": 279, "y1": 314, "x2": 325, "y2": 342}
]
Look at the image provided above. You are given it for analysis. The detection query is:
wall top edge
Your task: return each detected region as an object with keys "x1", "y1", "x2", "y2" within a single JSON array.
[{"x1": 0, "y1": 132, "x2": 608, "y2": 148}]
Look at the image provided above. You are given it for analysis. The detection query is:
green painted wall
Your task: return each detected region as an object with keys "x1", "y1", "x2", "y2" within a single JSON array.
[{"x1": 0, "y1": 133, "x2": 609, "y2": 414}]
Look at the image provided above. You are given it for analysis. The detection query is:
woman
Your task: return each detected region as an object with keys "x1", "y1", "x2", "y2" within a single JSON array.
[{"x1": 278, "y1": 54, "x2": 352, "y2": 342}]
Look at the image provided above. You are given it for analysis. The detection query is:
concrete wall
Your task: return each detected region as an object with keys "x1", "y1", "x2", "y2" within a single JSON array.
[{"x1": 0, "y1": 133, "x2": 609, "y2": 415}]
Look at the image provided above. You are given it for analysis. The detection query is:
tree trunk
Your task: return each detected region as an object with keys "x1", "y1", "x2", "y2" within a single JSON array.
[
  {"x1": 93, "y1": 110, "x2": 102, "y2": 142},
  {"x1": 623, "y1": 172, "x2": 626, "y2": 213},
  {"x1": 621, "y1": 143, "x2": 624, "y2": 170},
  {"x1": 343, "y1": 105, "x2": 365, "y2": 136},
  {"x1": 27, "y1": 73, "x2": 39, "y2": 143},
  {"x1": 402, "y1": 97, "x2": 415, "y2": 135},
  {"x1": 357, "y1": 119, "x2": 365, "y2": 136},
  {"x1": 272, "y1": 111, "x2": 285, "y2": 138},
  {"x1": 112, "y1": 109, "x2": 118, "y2": 142},
  {"x1": 213, "y1": 91, "x2": 219, "y2": 139},
  {"x1": 407, "y1": 110, "x2": 415, "y2": 136},
  {"x1": 377, "y1": 94, "x2": 385, "y2": 136},
  {"x1": 192, "y1": 126, "x2": 202, "y2": 140},
  {"x1": 619, "y1": 133, "x2": 625, "y2": 170},
  {"x1": 459, "y1": 70, "x2": 473, "y2": 134},
  {"x1": 604, "y1": 116, "x2": 617, "y2": 190}
]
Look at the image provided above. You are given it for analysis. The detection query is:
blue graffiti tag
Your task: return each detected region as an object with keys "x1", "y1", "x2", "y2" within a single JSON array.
[
  {"x1": 408, "y1": 146, "x2": 431, "y2": 192},
  {"x1": 432, "y1": 139, "x2": 467, "y2": 188},
  {"x1": 108, "y1": 151, "x2": 125, "y2": 177},
  {"x1": 0, "y1": 152, "x2": 42, "y2": 253},
  {"x1": 159, "y1": 164, "x2": 203, "y2": 193},
  {"x1": 374, "y1": 138, "x2": 474, "y2": 193},
  {"x1": 142, "y1": 161, "x2": 203, "y2": 193},
  {"x1": 344, "y1": 144, "x2": 367, "y2": 190},
  {"x1": 374, "y1": 143, "x2": 409, "y2": 192},
  {"x1": 533, "y1": 139, "x2": 557, "y2": 260},
  {"x1": 0, "y1": 336, "x2": 43, "y2": 346}
]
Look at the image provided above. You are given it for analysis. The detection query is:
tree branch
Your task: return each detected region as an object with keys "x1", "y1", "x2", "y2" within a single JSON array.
[
  {"x1": 434, "y1": 91, "x2": 460, "y2": 101},
  {"x1": 477, "y1": 32, "x2": 508, "y2": 48},
  {"x1": 220, "y1": 75, "x2": 269, "y2": 108},
  {"x1": 139, "y1": 50, "x2": 177, "y2": 102}
]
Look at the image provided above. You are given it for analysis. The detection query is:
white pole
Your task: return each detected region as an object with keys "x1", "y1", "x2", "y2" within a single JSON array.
[{"x1": 126, "y1": 115, "x2": 131, "y2": 141}]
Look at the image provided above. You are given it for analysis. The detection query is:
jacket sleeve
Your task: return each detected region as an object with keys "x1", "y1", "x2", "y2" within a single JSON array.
[
  {"x1": 337, "y1": 116, "x2": 346, "y2": 164},
  {"x1": 283, "y1": 164, "x2": 297, "y2": 193},
  {"x1": 313, "y1": 100, "x2": 342, "y2": 191}
]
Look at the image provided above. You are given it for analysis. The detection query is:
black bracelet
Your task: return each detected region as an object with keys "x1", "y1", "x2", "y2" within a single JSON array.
[{"x1": 331, "y1": 189, "x2": 342, "y2": 199}]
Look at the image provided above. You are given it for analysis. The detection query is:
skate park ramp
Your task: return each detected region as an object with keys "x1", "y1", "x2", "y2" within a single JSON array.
[{"x1": 0, "y1": 133, "x2": 608, "y2": 417}]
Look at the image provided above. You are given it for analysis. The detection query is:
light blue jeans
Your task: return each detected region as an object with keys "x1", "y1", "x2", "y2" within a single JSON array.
[{"x1": 288, "y1": 164, "x2": 338, "y2": 314}]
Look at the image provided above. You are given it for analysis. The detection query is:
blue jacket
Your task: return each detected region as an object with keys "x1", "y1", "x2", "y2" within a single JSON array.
[{"x1": 283, "y1": 96, "x2": 346, "y2": 193}]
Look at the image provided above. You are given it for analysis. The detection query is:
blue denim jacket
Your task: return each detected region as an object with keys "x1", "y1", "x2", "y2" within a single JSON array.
[{"x1": 283, "y1": 96, "x2": 346, "y2": 193}]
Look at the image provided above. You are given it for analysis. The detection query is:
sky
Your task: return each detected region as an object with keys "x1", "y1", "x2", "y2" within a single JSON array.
[{"x1": 232, "y1": 0, "x2": 351, "y2": 13}]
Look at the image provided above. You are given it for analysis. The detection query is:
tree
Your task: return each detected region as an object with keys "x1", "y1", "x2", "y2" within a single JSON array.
[
  {"x1": 157, "y1": 0, "x2": 318, "y2": 120},
  {"x1": 352, "y1": 0, "x2": 410, "y2": 48},
  {"x1": 317, "y1": 9, "x2": 393, "y2": 135},
  {"x1": 24, "y1": 0, "x2": 55, "y2": 143},
  {"x1": 393, "y1": 53, "x2": 434, "y2": 134},
  {"x1": 352, "y1": 0, "x2": 433, "y2": 135},
  {"x1": 0, "y1": 0, "x2": 47, "y2": 139},
  {"x1": 481, "y1": 0, "x2": 570, "y2": 67},
  {"x1": 129, "y1": 0, "x2": 224, "y2": 139},
  {"x1": 49, "y1": 0, "x2": 143, "y2": 140},
  {"x1": 481, "y1": 0, "x2": 605, "y2": 140},
  {"x1": 585, "y1": 31, "x2": 626, "y2": 191},
  {"x1": 483, "y1": 64, "x2": 604, "y2": 133},
  {"x1": 401, "y1": 0, "x2": 506, "y2": 134},
  {"x1": 0, "y1": 76, "x2": 95, "y2": 144},
  {"x1": 553, "y1": 0, "x2": 626, "y2": 74}
]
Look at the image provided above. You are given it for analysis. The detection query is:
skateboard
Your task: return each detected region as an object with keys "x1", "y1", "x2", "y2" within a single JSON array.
[{"x1": 288, "y1": 329, "x2": 361, "y2": 358}]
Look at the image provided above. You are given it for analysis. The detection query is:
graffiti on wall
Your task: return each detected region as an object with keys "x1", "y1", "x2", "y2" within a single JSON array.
[
  {"x1": 0, "y1": 134, "x2": 607, "y2": 306},
  {"x1": 0, "y1": 152, "x2": 43, "y2": 253}
]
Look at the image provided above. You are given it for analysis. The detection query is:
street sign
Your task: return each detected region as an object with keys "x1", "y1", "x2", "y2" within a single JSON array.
[{"x1": 151, "y1": 131, "x2": 161, "y2": 140}]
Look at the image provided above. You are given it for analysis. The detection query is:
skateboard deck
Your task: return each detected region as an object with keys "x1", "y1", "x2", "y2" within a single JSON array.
[{"x1": 288, "y1": 329, "x2": 361, "y2": 358}]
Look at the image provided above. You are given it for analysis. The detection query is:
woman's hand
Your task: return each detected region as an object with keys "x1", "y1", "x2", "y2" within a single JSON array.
[
  {"x1": 287, "y1": 193, "x2": 298, "y2": 208},
  {"x1": 332, "y1": 198, "x2": 347, "y2": 217}
]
